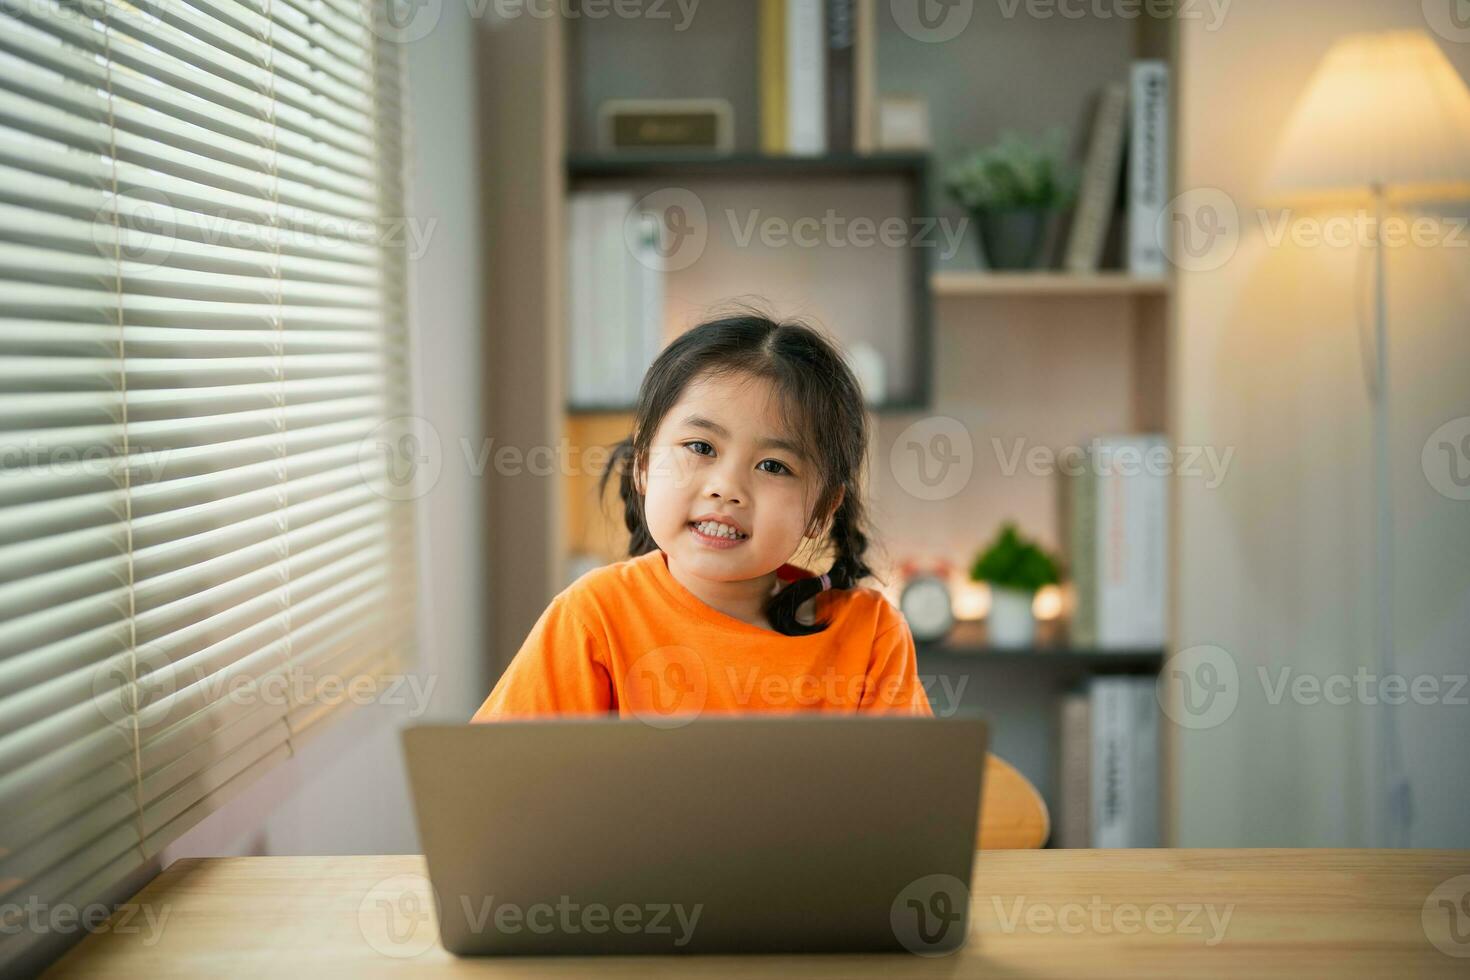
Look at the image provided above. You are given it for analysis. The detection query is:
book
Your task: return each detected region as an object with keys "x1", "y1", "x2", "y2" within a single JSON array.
[
  {"x1": 1055, "y1": 689, "x2": 1092, "y2": 848},
  {"x1": 760, "y1": 0, "x2": 786, "y2": 155},
  {"x1": 853, "y1": 0, "x2": 875, "y2": 153},
  {"x1": 597, "y1": 192, "x2": 633, "y2": 403},
  {"x1": 1133, "y1": 440, "x2": 1168, "y2": 647},
  {"x1": 567, "y1": 195, "x2": 596, "y2": 407},
  {"x1": 1128, "y1": 61, "x2": 1170, "y2": 277},
  {"x1": 1066, "y1": 459, "x2": 1098, "y2": 647},
  {"x1": 1097, "y1": 435, "x2": 1167, "y2": 648},
  {"x1": 786, "y1": 0, "x2": 826, "y2": 155},
  {"x1": 825, "y1": 0, "x2": 855, "y2": 153},
  {"x1": 1088, "y1": 676, "x2": 1160, "y2": 848},
  {"x1": 566, "y1": 192, "x2": 665, "y2": 407},
  {"x1": 1130, "y1": 677, "x2": 1160, "y2": 846},
  {"x1": 1064, "y1": 435, "x2": 1169, "y2": 649},
  {"x1": 627, "y1": 211, "x2": 665, "y2": 400},
  {"x1": 1089, "y1": 676, "x2": 1133, "y2": 847},
  {"x1": 1065, "y1": 82, "x2": 1129, "y2": 272}
]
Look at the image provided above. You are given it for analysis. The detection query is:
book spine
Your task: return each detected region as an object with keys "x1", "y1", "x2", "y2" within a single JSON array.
[
  {"x1": 566, "y1": 196, "x2": 585, "y2": 407},
  {"x1": 1065, "y1": 82, "x2": 1129, "y2": 272},
  {"x1": 638, "y1": 212, "x2": 664, "y2": 393},
  {"x1": 1095, "y1": 436, "x2": 1129, "y2": 648},
  {"x1": 1137, "y1": 434, "x2": 1168, "y2": 647},
  {"x1": 1090, "y1": 677, "x2": 1133, "y2": 847},
  {"x1": 569, "y1": 195, "x2": 599, "y2": 408},
  {"x1": 1092, "y1": 434, "x2": 1169, "y2": 648},
  {"x1": 624, "y1": 209, "x2": 645, "y2": 405},
  {"x1": 1069, "y1": 461, "x2": 1097, "y2": 648},
  {"x1": 786, "y1": 0, "x2": 826, "y2": 155},
  {"x1": 1130, "y1": 677, "x2": 1161, "y2": 846},
  {"x1": 1128, "y1": 60, "x2": 1169, "y2": 277},
  {"x1": 853, "y1": 0, "x2": 875, "y2": 153},
  {"x1": 598, "y1": 193, "x2": 632, "y2": 405},
  {"x1": 760, "y1": 0, "x2": 787, "y2": 155},
  {"x1": 825, "y1": 0, "x2": 854, "y2": 153},
  {"x1": 1056, "y1": 689, "x2": 1092, "y2": 848}
]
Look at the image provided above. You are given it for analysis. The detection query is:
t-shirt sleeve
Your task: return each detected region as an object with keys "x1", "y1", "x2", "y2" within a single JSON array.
[
  {"x1": 861, "y1": 608, "x2": 934, "y2": 716},
  {"x1": 470, "y1": 593, "x2": 613, "y2": 721}
]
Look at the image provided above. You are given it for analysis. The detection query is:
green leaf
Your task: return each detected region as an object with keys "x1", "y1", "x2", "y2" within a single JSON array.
[
  {"x1": 968, "y1": 521, "x2": 1060, "y2": 593},
  {"x1": 944, "y1": 127, "x2": 1078, "y2": 210}
]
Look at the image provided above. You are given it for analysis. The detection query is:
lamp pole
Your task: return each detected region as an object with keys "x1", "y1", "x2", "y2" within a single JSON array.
[{"x1": 1369, "y1": 183, "x2": 1411, "y2": 847}]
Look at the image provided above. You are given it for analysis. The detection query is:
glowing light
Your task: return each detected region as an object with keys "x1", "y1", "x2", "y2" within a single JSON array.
[{"x1": 1032, "y1": 584, "x2": 1063, "y2": 621}]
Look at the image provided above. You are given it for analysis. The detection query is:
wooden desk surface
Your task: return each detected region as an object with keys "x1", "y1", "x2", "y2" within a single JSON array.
[{"x1": 44, "y1": 850, "x2": 1470, "y2": 978}]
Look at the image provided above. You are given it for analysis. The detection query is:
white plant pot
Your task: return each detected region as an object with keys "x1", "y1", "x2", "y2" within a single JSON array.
[{"x1": 987, "y1": 587, "x2": 1037, "y2": 649}]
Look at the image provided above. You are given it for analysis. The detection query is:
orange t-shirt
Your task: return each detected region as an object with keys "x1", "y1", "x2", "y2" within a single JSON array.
[{"x1": 471, "y1": 549, "x2": 933, "y2": 722}]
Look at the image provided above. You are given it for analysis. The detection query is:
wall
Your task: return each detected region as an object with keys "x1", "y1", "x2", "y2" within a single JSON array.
[{"x1": 1172, "y1": 0, "x2": 1470, "y2": 846}]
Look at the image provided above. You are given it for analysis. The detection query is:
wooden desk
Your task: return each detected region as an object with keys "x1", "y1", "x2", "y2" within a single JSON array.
[{"x1": 45, "y1": 850, "x2": 1470, "y2": 978}]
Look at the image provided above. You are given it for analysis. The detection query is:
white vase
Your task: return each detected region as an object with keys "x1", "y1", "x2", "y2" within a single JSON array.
[{"x1": 987, "y1": 587, "x2": 1037, "y2": 649}]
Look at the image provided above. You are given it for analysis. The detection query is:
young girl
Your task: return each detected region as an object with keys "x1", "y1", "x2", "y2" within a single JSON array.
[{"x1": 471, "y1": 311, "x2": 933, "y2": 722}]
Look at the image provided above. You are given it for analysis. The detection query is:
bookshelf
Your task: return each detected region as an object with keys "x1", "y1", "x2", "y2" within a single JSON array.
[
  {"x1": 567, "y1": 151, "x2": 928, "y2": 179},
  {"x1": 566, "y1": 150, "x2": 935, "y2": 412},
  {"x1": 478, "y1": 2, "x2": 1180, "y2": 846},
  {"x1": 918, "y1": 647, "x2": 1165, "y2": 672},
  {"x1": 917, "y1": 620, "x2": 1164, "y2": 670}
]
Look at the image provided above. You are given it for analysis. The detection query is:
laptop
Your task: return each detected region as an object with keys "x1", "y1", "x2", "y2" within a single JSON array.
[{"x1": 401, "y1": 713, "x2": 988, "y2": 956}]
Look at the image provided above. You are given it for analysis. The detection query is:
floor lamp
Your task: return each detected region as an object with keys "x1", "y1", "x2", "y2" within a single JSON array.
[{"x1": 1267, "y1": 30, "x2": 1470, "y2": 846}]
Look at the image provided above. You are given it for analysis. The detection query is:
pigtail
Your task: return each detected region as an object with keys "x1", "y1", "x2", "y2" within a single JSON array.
[
  {"x1": 600, "y1": 436, "x2": 658, "y2": 557},
  {"x1": 765, "y1": 491, "x2": 876, "y2": 636}
]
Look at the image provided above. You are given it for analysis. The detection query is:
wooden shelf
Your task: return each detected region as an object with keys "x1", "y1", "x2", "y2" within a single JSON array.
[
  {"x1": 566, "y1": 152, "x2": 928, "y2": 181},
  {"x1": 917, "y1": 645, "x2": 1164, "y2": 672},
  {"x1": 932, "y1": 270, "x2": 1170, "y2": 297},
  {"x1": 567, "y1": 403, "x2": 637, "y2": 416},
  {"x1": 568, "y1": 398, "x2": 930, "y2": 416},
  {"x1": 916, "y1": 619, "x2": 1163, "y2": 672},
  {"x1": 565, "y1": 150, "x2": 936, "y2": 412}
]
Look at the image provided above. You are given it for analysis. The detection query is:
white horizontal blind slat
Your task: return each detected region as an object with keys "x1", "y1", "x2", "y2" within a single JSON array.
[{"x1": 0, "y1": 2, "x2": 415, "y2": 968}]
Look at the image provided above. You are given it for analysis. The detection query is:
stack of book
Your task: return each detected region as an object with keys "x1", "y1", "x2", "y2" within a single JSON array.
[
  {"x1": 1060, "y1": 60, "x2": 1171, "y2": 277},
  {"x1": 759, "y1": 0, "x2": 875, "y2": 155},
  {"x1": 1063, "y1": 434, "x2": 1169, "y2": 650},
  {"x1": 1055, "y1": 675, "x2": 1160, "y2": 848},
  {"x1": 566, "y1": 191, "x2": 665, "y2": 408}
]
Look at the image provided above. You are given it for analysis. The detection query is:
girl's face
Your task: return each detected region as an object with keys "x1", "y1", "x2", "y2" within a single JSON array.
[{"x1": 637, "y1": 371, "x2": 836, "y2": 583}]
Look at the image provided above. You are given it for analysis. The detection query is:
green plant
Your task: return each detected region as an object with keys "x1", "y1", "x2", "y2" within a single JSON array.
[
  {"x1": 944, "y1": 129, "x2": 1078, "y2": 211},
  {"x1": 969, "y1": 522, "x2": 1060, "y2": 594}
]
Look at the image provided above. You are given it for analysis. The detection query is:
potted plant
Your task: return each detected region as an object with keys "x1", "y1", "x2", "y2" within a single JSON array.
[
  {"x1": 969, "y1": 522, "x2": 1060, "y2": 648},
  {"x1": 944, "y1": 129, "x2": 1077, "y2": 270}
]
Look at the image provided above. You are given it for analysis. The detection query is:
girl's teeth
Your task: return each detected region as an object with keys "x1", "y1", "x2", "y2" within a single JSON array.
[{"x1": 694, "y1": 521, "x2": 743, "y2": 539}]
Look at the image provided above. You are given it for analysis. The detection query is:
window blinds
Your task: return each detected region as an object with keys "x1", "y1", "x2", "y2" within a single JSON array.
[{"x1": 0, "y1": 0, "x2": 417, "y2": 954}]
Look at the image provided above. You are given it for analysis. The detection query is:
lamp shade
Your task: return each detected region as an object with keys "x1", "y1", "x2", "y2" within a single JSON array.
[{"x1": 1267, "y1": 30, "x2": 1470, "y2": 203}]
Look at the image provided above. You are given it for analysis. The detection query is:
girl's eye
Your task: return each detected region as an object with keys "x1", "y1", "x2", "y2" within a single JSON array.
[{"x1": 683, "y1": 442, "x2": 792, "y2": 476}]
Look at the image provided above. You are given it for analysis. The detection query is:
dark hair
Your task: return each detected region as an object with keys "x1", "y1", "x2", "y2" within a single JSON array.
[{"x1": 597, "y1": 305, "x2": 883, "y2": 636}]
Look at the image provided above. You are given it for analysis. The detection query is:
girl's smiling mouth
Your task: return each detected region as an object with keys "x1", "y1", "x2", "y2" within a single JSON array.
[{"x1": 688, "y1": 520, "x2": 749, "y2": 548}]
